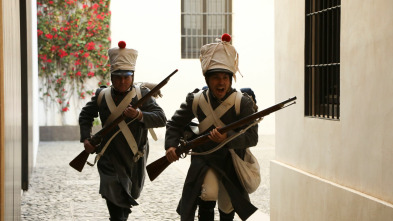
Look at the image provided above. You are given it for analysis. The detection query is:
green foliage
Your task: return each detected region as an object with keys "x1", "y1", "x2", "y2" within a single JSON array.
[
  {"x1": 93, "y1": 117, "x2": 101, "y2": 126},
  {"x1": 37, "y1": 0, "x2": 111, "y2": 113}
]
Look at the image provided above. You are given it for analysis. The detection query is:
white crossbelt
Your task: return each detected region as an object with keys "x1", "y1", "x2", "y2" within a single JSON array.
[
  {"x1": 193, "y1": 90, "x2": 242, "y2": 133},
  {"x1": 104, "y1": 87, "x2": 139, "y2": 154},
  {"x1": 88, "y1": 87, "x2": 143, "y2": 166}
]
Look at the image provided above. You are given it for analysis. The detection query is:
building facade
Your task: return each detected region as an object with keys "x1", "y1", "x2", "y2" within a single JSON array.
[
  {"x1": 1, "y1": 0, "x2": 275, "y2": 220},
  {"x1": 272, "y1": 0, "x2": 393, "y2": 220},
  {"x1": 39, "y1": 0, "x2": 277, "y2": 135},
  {"x1": 1, "y1": 0, "x2": 39, "y2": 220}
]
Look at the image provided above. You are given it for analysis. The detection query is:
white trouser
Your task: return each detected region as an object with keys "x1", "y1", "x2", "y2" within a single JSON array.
[{"x1": 200, "y1": 168, "x2": 234, "y2": 213}]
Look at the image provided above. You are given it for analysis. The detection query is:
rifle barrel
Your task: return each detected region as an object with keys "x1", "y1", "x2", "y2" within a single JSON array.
[
  {"x1": 69, "y1": 69, "x2": 179, "y2": 172},
  {"x1": 179, "y1": 96, "x2": 296, "y2": 156},
  {"x1": 94, "y1": 69, "x2": 179, "y2": 139},
  {"x1": 146, "y1": 96, "x2": 297, "y2": 181}
]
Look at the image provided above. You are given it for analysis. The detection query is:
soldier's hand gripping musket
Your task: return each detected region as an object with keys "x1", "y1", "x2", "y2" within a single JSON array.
[
  {"x1": 146, "y1": 96, "x2": 296, "y2": 181},
  {"x1": 69, "y1": 69, "x2": 178, "y2": 172}
]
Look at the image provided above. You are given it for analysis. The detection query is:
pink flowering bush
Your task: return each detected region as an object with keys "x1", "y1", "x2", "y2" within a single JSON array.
[{"x1": 37, "y1": 0, "x2": 111, "y2": 113}]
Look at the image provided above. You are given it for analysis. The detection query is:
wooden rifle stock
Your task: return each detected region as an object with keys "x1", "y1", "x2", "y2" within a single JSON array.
[
  {"x1": 146, "y1": 96, "x2": 297, "y2": 181},
  {"x1": 69, "y1": 69, "x2": 179, "y2": 172}
]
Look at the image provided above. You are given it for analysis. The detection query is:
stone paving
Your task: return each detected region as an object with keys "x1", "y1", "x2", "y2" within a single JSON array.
[{"x1": 21, "y1": 135, "x2": 274, "y2": 221}]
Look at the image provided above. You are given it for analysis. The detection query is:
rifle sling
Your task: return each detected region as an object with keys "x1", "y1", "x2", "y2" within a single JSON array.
[{"x1": 190, "y1": 118, "x2": 262, "y2": 156}]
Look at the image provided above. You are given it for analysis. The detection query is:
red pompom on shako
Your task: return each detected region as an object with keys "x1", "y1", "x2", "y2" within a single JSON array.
[
  {"x1": 118, "y1": 41, "x2": 126, "y2": 48},
  {"x1": 221, "y1": 33, "x2": 231, "y2": 42}
]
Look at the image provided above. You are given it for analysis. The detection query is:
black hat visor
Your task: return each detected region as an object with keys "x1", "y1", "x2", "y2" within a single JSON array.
[{"x1": 111, "y1": 70, "x2": 134, "y2": 76}]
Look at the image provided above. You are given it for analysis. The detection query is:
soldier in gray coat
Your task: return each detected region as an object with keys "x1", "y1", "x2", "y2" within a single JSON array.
[
  {"x1": 165, "y1": 34, "x2": 259, "y2": 221},
  {"x1": 79, "y1": 41, "x2": 166, "y2": 221}
]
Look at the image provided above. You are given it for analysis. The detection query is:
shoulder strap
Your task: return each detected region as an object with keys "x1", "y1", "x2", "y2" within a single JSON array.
[
  {"x1": 102, "y1": 88, "x2": 139, "y2": 155},
  {"x1": 196, "y1": 90, "x2": 239, "y2": 133},
  {"x1": 192, "y1": 90, "x2": 204, "y2": 118},
  {"x1": 98, "y1": 85, "x2": 143, "y2": 107},
  {"x1": 193, "y1": 90, "x2": 243, "y2": 117},
  {"x1": 192, "y1": 90, "x2": 242, "y2": 117},
  {"x1": 97, "y1": 87, "x2": 110, "y2": 107},
  {"x1": 135, "y1": 83, "x2": 158, "y2": 141},
  {"x1": 235, "y1": 90, "x2": 243, "y2": 116},
  {"x1": 135, "y1": 84, "x2": 142, "y2": 100}
]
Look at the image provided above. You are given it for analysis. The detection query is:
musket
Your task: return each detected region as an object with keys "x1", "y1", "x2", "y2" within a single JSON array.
[
  {"x1": 146, "y1": 96, "x2": 297, "y2": 181},
  {"x1": 69, "y1": 69, "x2": 179, "y2": 172}
]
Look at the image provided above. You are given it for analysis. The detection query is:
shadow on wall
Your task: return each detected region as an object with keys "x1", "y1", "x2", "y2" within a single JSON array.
[{"x1": 39, "y1": 126, "x2": 101, "y2": 141}]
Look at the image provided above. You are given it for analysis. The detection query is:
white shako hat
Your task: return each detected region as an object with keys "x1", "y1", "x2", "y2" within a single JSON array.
[
  {"x1": 108, "y1": 41, "x2": 138, "y2": 76},
  {"x1": 199, "y1": 33, "x2": 241, "y2": 81}
]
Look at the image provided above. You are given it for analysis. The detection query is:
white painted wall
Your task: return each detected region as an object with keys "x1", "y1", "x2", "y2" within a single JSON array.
[
  {"x1": 38, "y1": 0, "x2": 276, "y2": 136},
  {"x1": 272, "y1": 0, "x2": 393, "y2": 220},
  {"x1": 28, "y1": 0, "x2": 39, "y2": 168},
  {"x1": 2, "y1": 0, "x2": 22, "y2": 218},
  {"x1": 233, "y1": 0, "x2": 276, "y2": 134}
]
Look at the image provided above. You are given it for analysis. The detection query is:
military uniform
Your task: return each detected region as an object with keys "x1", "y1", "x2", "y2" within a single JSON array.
[
  {"x1": 79, "y1": 40, "x2": 166, "y2": 221},
  {"x1": 165, "y1": 88, "x2": 258, "y2": 221},
  {"x1": 165, "y1": 33, "x2": 260, "y2": 221},
  {"x1": 80, "y1": 85, "x2": 166, "y2": 208}
]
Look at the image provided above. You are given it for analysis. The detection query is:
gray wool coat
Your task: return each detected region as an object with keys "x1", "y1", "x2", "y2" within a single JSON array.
[
  {"x1": 79, "y1": 85, "x2": 166, "y2": 208},
  {"x1": 165, "y1": 88, "x2": 259, "y2": 221}
]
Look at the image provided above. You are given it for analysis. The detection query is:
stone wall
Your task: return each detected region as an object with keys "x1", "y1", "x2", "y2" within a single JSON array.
[{"x1": 40, "y1": 126, "x2": 100, "y2": 141}]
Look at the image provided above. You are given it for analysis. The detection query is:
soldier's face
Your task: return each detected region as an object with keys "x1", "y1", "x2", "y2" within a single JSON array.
[
  {"x1": 207, "y1": 72, "x2": 231, "y2": 100},
  {"x1": 111, "y1": 75, "x2": 133, "y2": 93}
]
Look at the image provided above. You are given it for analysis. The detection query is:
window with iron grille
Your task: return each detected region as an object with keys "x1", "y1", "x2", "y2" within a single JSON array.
[
  {"x1": 181, "y1": 0, "x2": 232, "y2": 59},
  {"x1": 305, "y1": 0, "x2": 341, "y2": 119}
]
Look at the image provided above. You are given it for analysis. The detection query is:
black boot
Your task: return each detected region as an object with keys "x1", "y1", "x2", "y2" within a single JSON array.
[
  {"x1": 198, "y1": 200, "x2": 216, "y2": 221},
  {"x1": 106, "y1": 200, "x2": 131, "y2": 221},
  {"x1": 219, "y1": 209, "x2": 235, "y2": 221}
]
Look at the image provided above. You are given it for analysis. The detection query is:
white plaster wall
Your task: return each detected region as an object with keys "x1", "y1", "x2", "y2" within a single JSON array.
[
  {"x1": 340, "y1": 0, "x2": 393, "y2": 202},
  {"x1": 271, "y1": 161, "x2": 393, "y2": 221},
  {"x1": 272, "y1": 0, "x2": 393, "y2": 220},
  {"x1": 28, "y1": 0, "x2": 39, "y2": 167},
  {"x1": 233, "y1": 0, "x2": 275, "y2": 135},
  {"x1": 2, "y1": 0, "x2": 22, "y2": 218},
  {"x1": 38, "y1": 0, "x2": 276, "y2": 136}
]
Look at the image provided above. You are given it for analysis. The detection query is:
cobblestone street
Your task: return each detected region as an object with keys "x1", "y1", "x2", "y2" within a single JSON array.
[{"x1": 21, "y1": 135, "x2": 274, "y2": 220}]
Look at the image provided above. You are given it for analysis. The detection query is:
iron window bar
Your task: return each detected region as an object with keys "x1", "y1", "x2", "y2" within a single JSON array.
[
  {"x1": 181, "y1": 0, "x2": 232, "y2": 59},
  {"x1": 305, "y1": 0, "x2": 341, "y2": 120}
]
